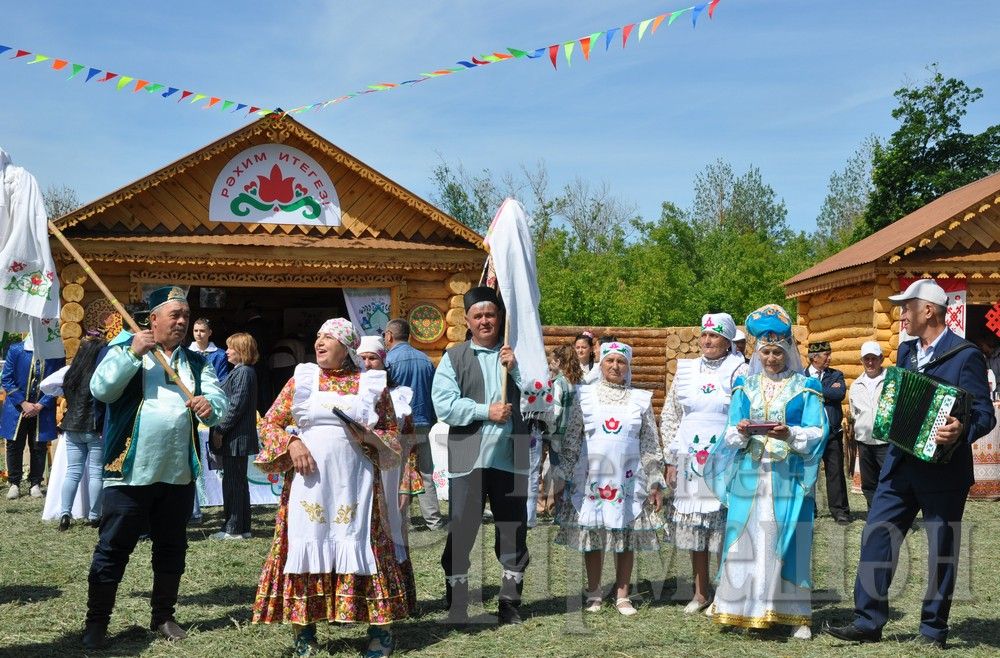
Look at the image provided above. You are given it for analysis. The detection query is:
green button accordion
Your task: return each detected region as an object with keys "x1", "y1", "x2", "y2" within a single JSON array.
[{"x1": 872, "y1": 366, "x2": 969, "y2": 464}]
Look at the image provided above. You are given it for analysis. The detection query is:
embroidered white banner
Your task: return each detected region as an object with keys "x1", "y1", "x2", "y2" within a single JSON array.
[{"x1": 344, "y1": 288, "x2": 391, "y2": 336}]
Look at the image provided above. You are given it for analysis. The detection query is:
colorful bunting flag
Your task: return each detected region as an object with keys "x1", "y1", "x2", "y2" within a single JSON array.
[{"x1": 0, "y1": 1, "x2": 723, "y2": 119}]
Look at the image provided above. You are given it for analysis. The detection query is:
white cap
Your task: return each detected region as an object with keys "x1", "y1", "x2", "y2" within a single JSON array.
[
  {"x1": 860, "y1": 340, "x2": 883, "y2": 358},
  {"x1": 734, "y1": 329, "x2": 747, "y2": 341},
  {"x1": 888, "y1": 279, "x2": 948, "y2": 307}
]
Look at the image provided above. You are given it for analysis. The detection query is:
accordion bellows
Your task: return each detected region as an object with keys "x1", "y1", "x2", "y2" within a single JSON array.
[{"x1": 873, "y1": 366, "x2": 968, "y2": 464}]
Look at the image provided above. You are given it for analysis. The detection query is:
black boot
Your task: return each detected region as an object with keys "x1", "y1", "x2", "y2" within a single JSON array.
[
  {"x1": 498, "y1": 572, "x2": 524, "y2": 626},
  {"x1": 444, "y1": 579, "x2": 469, "y2": 625},
  {"x1": 83, "y1": 581, "x2": 119, "y2": 650},
  {"x1": 150, "y1": 573, "x2": 187, "y2": 641}
]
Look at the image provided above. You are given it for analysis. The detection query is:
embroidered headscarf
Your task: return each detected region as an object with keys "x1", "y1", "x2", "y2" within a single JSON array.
[
  {"x1": 701, "y1": 312, "x2": 737, "y2": 342},
  {"x1": 317, "y1": 318, "x2": 362, "y2": 370},
  {"x1": 357, "y1": 335, "x2": 387, "y2": 362},
  {"x1": 598, "y1": 340, "x2": 633, "y2": 385}
]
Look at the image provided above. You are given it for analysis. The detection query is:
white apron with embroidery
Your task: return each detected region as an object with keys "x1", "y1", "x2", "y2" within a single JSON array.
[
  {"x1": 571, "y1": 385, "x2": 650, "y2": 529},
  {"x1": 284, "y1": 364, "x2": 386, "y2": 575},
  {"x1": 672, "y1": 358, "x2": 740, "y2": 515},
  {"x1": 382, "y1": 385, "x2": 413, "y2": 564}
]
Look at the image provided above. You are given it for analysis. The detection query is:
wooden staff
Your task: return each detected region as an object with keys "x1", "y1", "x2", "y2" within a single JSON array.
[
  {"x1": 500, "y1": 312, "x2": 511, "y2": 404},
  {"x1": 48, "y1": 220, "x2": 194, "y2": 400}
]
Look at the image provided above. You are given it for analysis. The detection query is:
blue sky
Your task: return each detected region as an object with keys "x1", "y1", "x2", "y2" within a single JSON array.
[{"x1": 3, "y1": 0, "x2": 1000, "y2": 233}]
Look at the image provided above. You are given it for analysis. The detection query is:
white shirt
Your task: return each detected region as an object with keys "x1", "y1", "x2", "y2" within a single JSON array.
[
  {"x1": 849, "y1": 370, "x2": 887, "y2": 445},
  {"x1": 915, "y1": 329, "x2": 947, "y2": 369}
]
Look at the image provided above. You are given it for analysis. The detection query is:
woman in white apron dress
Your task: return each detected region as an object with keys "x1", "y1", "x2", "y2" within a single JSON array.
[
  {"x1": 358, "y1": 335, "x2": 424, "y2": 611},
  {"x1": 252, "y1": 319, "x2": 410, "y2": 658},
  {"x1": 554, "y1": 341, "x2": 666, "y2": 616},
  {"x1": 660, "y1": 313, "x2": 746, "y2": 614}
]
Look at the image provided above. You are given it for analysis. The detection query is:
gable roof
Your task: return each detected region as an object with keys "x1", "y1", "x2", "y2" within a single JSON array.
[
  {"x1": 785, "y1": 171, "x2": 1000, "y2": 288},
  {"x1": 53, "y1": 114, "x2": 484, "y2": 249}
]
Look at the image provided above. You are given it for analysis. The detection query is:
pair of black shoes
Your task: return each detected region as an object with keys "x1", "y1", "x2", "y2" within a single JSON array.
[
  {"x1": 58, "y1": 515, "x2": 101, "y2": 531},
  {"x1": 825, "y1": 623, "x2": 945, "y2": 649},
  {"x1": 82, "y1": 619, "x2": 187, "y2": 650}
]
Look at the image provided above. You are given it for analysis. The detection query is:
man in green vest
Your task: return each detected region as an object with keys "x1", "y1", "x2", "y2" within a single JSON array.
[{"x1": 82, "y1": 286, "x2": 227, "y2": 650}]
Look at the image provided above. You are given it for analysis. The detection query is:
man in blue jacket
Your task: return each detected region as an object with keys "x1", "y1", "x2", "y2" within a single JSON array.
[
  {"x1": 2, "y1": 337, "x2": 64, "y2": 499},
  {"x1": 827, "y1": 279, "x2": 995, "y2": 649},
  {"x1": 805, "y1": 340, "x2": 851, "y2": 524}
]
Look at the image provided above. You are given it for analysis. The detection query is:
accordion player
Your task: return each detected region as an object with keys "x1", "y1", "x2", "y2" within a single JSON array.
[{"x1": 872, "y1": 366, "x2": 970, "y2": 463}]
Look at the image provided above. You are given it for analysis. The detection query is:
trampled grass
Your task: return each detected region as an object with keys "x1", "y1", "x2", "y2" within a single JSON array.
[{"x1": 1, "y1": 489, "x2": 997, "y2": 657}]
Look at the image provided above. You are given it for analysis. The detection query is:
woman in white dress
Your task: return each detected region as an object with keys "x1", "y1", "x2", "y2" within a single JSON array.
[
  {"x1": 660, "y1": 313, "x2": 746, "y2": 614},
  {"x1": 555, "y1": 340, "x2": 665, "y2": 616},
  {"x1": 704, "y1": 304, "x2": 828, "y2": 640}
]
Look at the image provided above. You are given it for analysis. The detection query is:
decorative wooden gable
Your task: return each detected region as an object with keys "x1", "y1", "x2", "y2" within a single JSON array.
[{"x1": 53, "y1": 114, "x2": 483, "y2": 250}]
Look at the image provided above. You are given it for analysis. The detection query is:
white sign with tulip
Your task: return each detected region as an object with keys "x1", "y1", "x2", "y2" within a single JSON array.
[{"x1": 209, "y1": 144, "x2": 341, "y2": 226}]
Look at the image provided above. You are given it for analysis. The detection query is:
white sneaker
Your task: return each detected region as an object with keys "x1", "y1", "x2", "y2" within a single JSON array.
[
  {"x1": 792, "y1": 624, "x2": 812, "y2": 640},
  {"x1": 6, "y1": 484, "x2": 18, "y2": 500},
  {"x1": 210, "y1": 531, "x2": 246, "y2": 540},
  {"x1": 704, "y1": 602, "x2": 715, "y2": 617},
  {"x1": 615, "y1": 598, "x2": 638, "y2": 616},
  {"x1": 29, "y1": 484, "x2": 43, "y2": 498},
  {"x1": 584, "y1": 590, "x2": 603, "y2": 613},
  {"x1": 683, "y1": 598, "x2": 711, "y2": 614}
]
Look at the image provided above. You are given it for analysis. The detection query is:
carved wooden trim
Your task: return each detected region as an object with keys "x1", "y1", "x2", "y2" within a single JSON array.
[{"x1": 129, "y1": 269, "x2": 407, "y2": 289}]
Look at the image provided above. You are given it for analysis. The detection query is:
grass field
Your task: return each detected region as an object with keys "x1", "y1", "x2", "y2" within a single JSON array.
[{"x1": 1, "y1": 488, "x2": 998, "y2": 658}]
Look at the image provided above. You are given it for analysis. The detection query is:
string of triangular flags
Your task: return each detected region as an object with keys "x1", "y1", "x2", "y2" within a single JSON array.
[{"x1": 0, "y1": 0, "x2": 722, "y2": 119}]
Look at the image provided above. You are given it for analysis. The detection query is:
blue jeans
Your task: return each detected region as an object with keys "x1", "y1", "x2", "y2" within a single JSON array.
[{"x1": 62, "y1": 431, "x2": 104, "y2": 520}]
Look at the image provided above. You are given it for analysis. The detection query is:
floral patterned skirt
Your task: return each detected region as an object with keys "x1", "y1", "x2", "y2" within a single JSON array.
[{"x1": 252, "y1": 469, "x2": 414, "y2": 626}]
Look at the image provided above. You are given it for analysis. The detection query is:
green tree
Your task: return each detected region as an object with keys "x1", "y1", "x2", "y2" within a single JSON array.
[
  {"x1": 690, "y1": 159, "x2": 790, "y2": 242},
  {"x1": 815, "y1": 137, "x2": 876, "y2": 257},
  {"x1": 858, "y1": 66, "x2": 1000, "y2": 237}
]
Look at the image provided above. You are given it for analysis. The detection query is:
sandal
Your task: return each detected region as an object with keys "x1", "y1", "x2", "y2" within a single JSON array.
[
  {"x1": 615, "y1": 598, "x2": 638, "y2": 617},
  {"x1": 365, "y1": 626, "x2": 394, "y2": 657},
  {"x1": 584, "y1": 589, "x2": 603, "y2": 613}
]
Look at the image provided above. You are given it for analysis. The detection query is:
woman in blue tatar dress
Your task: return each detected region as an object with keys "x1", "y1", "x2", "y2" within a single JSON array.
[{"x1": 704, "y1": 304, "x2": 828, "y2": 640}]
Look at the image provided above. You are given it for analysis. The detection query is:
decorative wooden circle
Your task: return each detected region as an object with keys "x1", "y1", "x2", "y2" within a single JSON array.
[
  {"x1": 62, "y1": 283, "x2": 85, "y2": 302},
  {"x1": 83, "y1": 298, "x2": 123, "y2": 340},
  {"x1": 408, "y1": 304, "x2": 446, "y2": 343},
  {"x1": 60, "y1": 322, "x2": 82, "y2": 340},
  {"x1": 63, "y1": 337, "x2": 80, "y2": 359},
  {"x1": 60, "y1": 302, "x2": 85, "y2": 323},
  {"x1": 60, "y1": 263, "x2": 88, "y2": 285}
]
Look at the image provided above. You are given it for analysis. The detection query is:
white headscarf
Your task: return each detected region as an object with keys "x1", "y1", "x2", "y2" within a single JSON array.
[{"x1": 701, "y1": 312, "x2": 737, "y2": 355}]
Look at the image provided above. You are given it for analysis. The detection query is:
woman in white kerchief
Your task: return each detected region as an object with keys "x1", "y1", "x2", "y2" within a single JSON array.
[
  {"x1": 554, "y1": 340, "x2": 666, "y2": 616},
  {"x1": 660, "y1": 313, "x2": 747, "y2": 614}
]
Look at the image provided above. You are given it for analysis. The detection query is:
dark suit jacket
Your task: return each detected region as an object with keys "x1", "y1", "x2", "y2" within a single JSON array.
[
  {"x1": 883, "y1": 329, "x2": 995, "y2": 492},
  {"x1": 213, "y1": 363, "x2": 259, "y2": 456},
  {"x1": 805, "y1": 366, "x2": 846, "y2": 437}
]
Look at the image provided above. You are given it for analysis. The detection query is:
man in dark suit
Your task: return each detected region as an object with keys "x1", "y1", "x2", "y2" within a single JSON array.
[
  {"x1": 806, "y1": 340, "x2": 851, "y2": 524},
  {"x1": 826, "y1": 279, "x2": 995, "y2": 649}
]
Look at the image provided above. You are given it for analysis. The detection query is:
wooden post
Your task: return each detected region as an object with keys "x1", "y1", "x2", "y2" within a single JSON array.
[{"x1": 48, "y1": 221, "x2": 194, "y2": 400}]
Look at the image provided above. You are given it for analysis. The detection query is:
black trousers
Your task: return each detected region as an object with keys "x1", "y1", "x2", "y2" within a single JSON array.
[
  {"x1": 89, "y1": 482, "x2": 194, "y2": 585},
  {"x1": 5, "y1": 416, "x2": 46, "y2": 487},
  {"x1": 858, "y1": 443, "x2": 889, "y2": 510},
  {"x1": 441, "y1": 468, "x2": 529, "y2": 578},
  {"x1": 220, "y1": 455, "x2": 251, "y2": 535},
  {"x1": 822, "y1": 432, "x2": 850, "y2": 519}
]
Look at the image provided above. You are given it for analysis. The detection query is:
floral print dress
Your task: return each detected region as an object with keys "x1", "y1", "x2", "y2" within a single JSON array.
[{"x1": 252, "y1": 367, "x2": 415, "y2": 626}]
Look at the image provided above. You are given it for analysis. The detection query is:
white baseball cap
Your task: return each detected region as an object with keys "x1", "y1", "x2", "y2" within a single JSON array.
[
  {"x1": 888, "y1": 279, "x2": 948, "y2": 306},
  {"x1": 734, "y1": 329, "x2": 747, "y2": 341},
  {"x1": 860, "y1": 340, "x2": 883, "y2": 358}
]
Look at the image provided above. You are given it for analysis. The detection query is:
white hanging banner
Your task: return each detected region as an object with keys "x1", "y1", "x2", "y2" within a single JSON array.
[
  {"x1": 344, "y1": 288, "x2": 391, "y2": 336},
  {"x1": 209, "y1": 144, "x2": 341, "y2": 226}
]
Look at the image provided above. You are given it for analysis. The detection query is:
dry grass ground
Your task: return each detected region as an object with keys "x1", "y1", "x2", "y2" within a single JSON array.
[{"x1": 1, "y1": 489, "x2": 997, "y2": 657}]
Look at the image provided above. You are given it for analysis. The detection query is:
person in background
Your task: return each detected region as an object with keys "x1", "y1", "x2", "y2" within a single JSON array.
[
  {"x1": 210, "y1": 332, "x2": 259, "y2": 541},
  {"x1": 660, "y1": 313, "x2": 746, "y2": 615},
  {"x1": 536, "y1": 345, "x2": 583, "y2": 519},
  {"x1": 847, "y1": 341, "x2": 888, "y2": 511},
  {"x1": 574, "y1": 332, "x2": 598, "y2": 384},
  {"x1": 268, "y1": 334, "x2": 307, "y2": 400},
  {"x1": 383, "y1": 318, "x2": 445, "y2": 531},
  {"x1": 1, "y1": 336, "x2": 65, "y2": 500},
  {"x1": 805, "y1": 340, "x2": 851, "y2": 525},
  {"x1": 973, "y1": 333, "x2": 1000, "y2": 401},
  {"x1": 705, "y1": 304, "x2": 828, "y2": 640},
  {"x1": 188, "y1": 318, "x2": 231, "y2": 384},
  {"x1": 554, "y1": 340, "x2": 665, "y2": 616},
  {"x1": 55, "y1": 334, "x2": 108, "y2": 529},
  {"x1": 83, "y1": 285, "x2": 226, "y2": 649},
  {"x1": 241, "y1": 304, "x2": 272, "y2": 416},
  {"x1": 733, "y1": 329, "x2": 749, "y2": 363}
]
